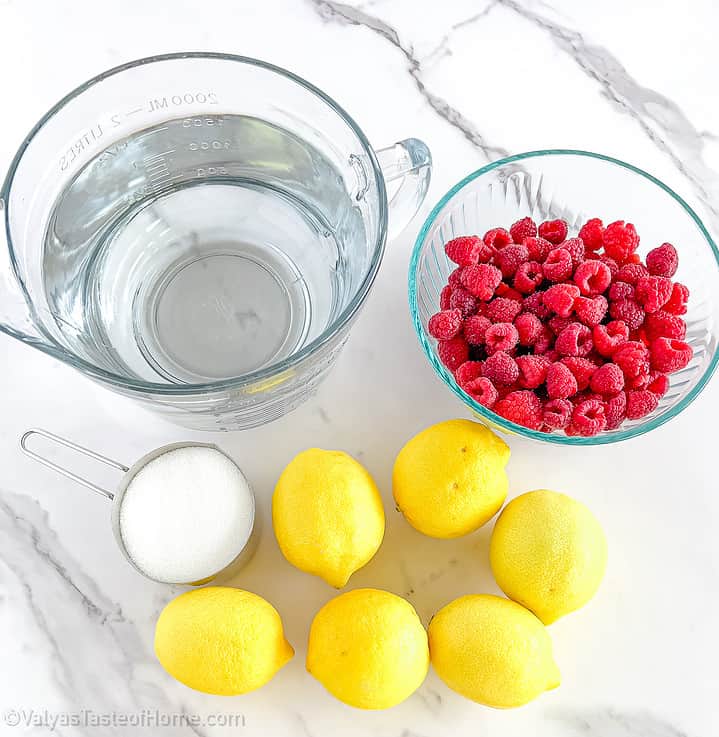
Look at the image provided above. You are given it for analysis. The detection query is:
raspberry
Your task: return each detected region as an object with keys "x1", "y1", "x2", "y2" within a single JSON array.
[
  {"x1": 647, "y1": 372, "x2": 670, "y2": 396},
  {"x1": 428, "y1": 309, "x2": 463, "y2": 340},
  {"x1": 574, "y1": 260, "x2": 611, "y2": 296},
  {"x1": 524, "y1": 236, "x2": 554, "y2": 262},
  {"x1": 543, "y1": 284, "x2": 581, "y2": 317},
  {"x1": 494, "y1": 381, "x2": 522, "y2": 400},
  {"x1": 533, "y1": 325, "x2": 554, "y2": 354},
  {"x1": 578, "y1": 390, "x2": 605, "y2": 404},
  {"x1": 598, "y1": 254, "x2": 619, "y2": 277},
  {"x1": 585, "y1": 349, "x2": 605, "y2": 366},
  {"x1": 548, "y1": 315, "x2": 573, "y2": 335},
  {"x1": 615, "y1": 263, "x2": 649, "y2": 286},
  {"x1": 542, "y1": 248, "x2": 573, "y2": 282},
  {"x1": 578, "y1": 218, "x2": 604, "y2": 251},
  {"x1": 608, "y1": 298, "x2": 645, "y2": 330},
  {"x1": 626, "y1": 389, "x2": 660, "y2": 420},
  {"x1": 514, "y1": 312, "x2": 542, "y2": 345},
  {"x1": 523, "y1": 291, "x2": 551, "y2": 319},
  {"x1": 485, "y1": 322, "x2": 519, "y2": 355},
  {"x1": 464, "y1": 376, "x2": 499, "y2": 408},
  {"x1": 635, "y1": 275, "x2": 672, "y2": 313},
  {"x1": 538, "y1": 219, "x2": 568, "y2": 244},
  {"x1": 546, "y1": 362, "x2": 579, "y2": 400},
  {"x1": 495, "y1": 244, "x2": 529, "y2": 278},
  {"x1": 439, "y1": 285, "x2": 452, "y2": 310},
  {"x1": 627, "y1": 370, "x2": 652, "y2": 389},
  {"x1": 629, "y1": 326, "x2": 650, "y2": 347},
  {"x1": 593, "y1": 321, "x2": 629, "y2": 357},
  {"x1": 463, "y1": 314, "x2": 492, "y2": 345},
  {"x1": 613, "y1": 341, "x2": 650, "y2": 380},
  {"x1": 589, "y1": 362, "x2": 625, "y2": 395},
  {"x1": 542, "y1": 398, "x2": 573, "y2": 430},
  {"x1": 608, "y1": 281, "x2": 635, "y2": 302},
  {"x1": 460, "y1": 263, "x2": 502, "y2": 301},
  {"x1": 571, "y1": 398, "x2": 607, "y2": 436},
  {"x1": 477, "y1": 241, "x2": 499, "y2": 264},
  {"x1": 555, "y1": 322, "x2": 593, "y2": 357},
  {"x1": 487, "y1": 297, "x2": 523, "y2": 323},
  {"x1": 663, "y1": 282, "x2": 689, "y2": 315},
  {"x1": 482, "y1": 351, "x2": 520, "y2": 385},
  {"x1": 500, "y1": 286, "x2": 523, "y2": 302},
  {"x1": 561, "y1": 238, "x2": 586, "y2": 268},
  {"x1": 561, "y1": 357, "x2": 598, "y2": 390},
  {"x1": 445, "y1": 235, "x2": 481, "y2": 266},
  {"x1": 649, "y1": 338, "x2": 692, "y2": 373},
  {"x1": 494, "y1": 390, "x2": 543, "y2": 430},
  {"x1": 574, "y1": 295, "x2": 608, "y2": 327},
  {"x1": 602, "y1": 221, "x2": 639, "y2": 263},
  {"x1": 510, "y1": 217, "x2": 537, "y2": 244},
  {"x1": 644, "y1": 310, "x2": 686, "y2": 341},
  {"x1": 448, "y1": 267, "x2": 465, "y2": 290},
  {"x1": 455, "y1": 360, "x2": 484, "y2": 386},
  {"x1": 516, "y1": 354, "x2": 550, "y2": 389},
  {"x1": 514, "y1": 261, "x2": 543, "y2": 294},
  {"x1": 449, "y1": 287, "x2": 478, "y2": 317},
  {"x1": 543, "y1": 349, "x2": 561, "y2": 363},
  {"x1": 483, "y1": 228, "x2": 513, "y2": 249},
  {"x1": 646, "y1": 242, "x2": 678, "y2": 278},
  {"x1": 438, "y1": 336, "x2": 469, "y2": 371},
  {"x1": 604, "y1": 391, "x2": 627, "y2": 430}
]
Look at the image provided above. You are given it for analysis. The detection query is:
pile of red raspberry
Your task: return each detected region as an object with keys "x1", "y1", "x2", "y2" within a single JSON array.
[{"x1": 428, "y1": 217, "x2": 692, "y2": 436}]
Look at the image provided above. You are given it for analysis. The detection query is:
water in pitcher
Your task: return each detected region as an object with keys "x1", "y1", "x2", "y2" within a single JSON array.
[{"x1": 41, "y1": 115, "x2": 368, "y2": 384}]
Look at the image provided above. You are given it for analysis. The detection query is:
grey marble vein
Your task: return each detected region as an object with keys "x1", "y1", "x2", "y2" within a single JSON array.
[
  {"x1": 314, "y1": 0, "x2": 719, "y2": 236},
  {"x1": 550, "y1": 708, "x2": 692, "y2": 737},
  {"x1": 308, "y1": 0, "x2": 509, "y2": 159},
  {"x1": 0, "y1": 489, "x2": 198, "y2": 737},
  {"x1": 496, "y1": 0, "x2": 719, "y2": 227},
  {"x1": 413, "y1": 683, "x2": 442, "y2": 716},
  {"x1": 182, "y1": 709, "x2": 211, "y2": 737},
  {"x1": 295, "y1": 712, "x2": 315, "y2": 737},
  {"x1": 423, "y1": 1, "x2": 499, "y2": 67}
]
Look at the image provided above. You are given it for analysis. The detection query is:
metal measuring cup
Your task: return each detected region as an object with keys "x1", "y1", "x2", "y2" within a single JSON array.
[{"x1": 20, "y1": 429, "x2": 258, "y2": 586}]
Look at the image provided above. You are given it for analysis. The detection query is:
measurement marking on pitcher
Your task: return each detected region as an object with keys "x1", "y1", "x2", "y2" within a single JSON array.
[{"x1": 143, "y1": 151, "x2": 177, "y2": 194}]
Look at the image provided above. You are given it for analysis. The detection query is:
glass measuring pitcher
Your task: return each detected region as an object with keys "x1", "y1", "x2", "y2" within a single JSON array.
[{"x1": 0, "y1": 53, "x2": 431, "y2": 430}]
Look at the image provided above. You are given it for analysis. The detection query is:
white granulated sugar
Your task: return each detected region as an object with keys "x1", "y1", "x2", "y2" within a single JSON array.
[{"x1": 119, "y1": 446, "x2": 254, "y2": 583}]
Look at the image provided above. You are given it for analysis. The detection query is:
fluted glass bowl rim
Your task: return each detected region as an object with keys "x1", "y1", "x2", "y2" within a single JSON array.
[{"x1": 408, "y1": 149, "x2": 719, "y2": 445}]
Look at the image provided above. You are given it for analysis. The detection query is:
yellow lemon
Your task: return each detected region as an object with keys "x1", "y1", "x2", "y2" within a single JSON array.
[
  {"x1": 428, "y1": 594, "x2": 560, "y2": 708},
  {"x1": 393, "y1": 419, "x2": 510, "y2": 538},
  {"x1": 490, "y1": 489, "x2": 607, "y2": 624},
  {"x1": 273, "y1": 448, "x2": 385, "y2": 588},
  {"x1": 306, "y1": 588, "x2": 429, "y2": 709},
  {"x1": 154, "y1": 587, "x2": 293, "y2": 695}
]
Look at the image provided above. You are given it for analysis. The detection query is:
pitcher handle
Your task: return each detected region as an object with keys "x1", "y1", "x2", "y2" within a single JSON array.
[
  {"x1": 20, "y1": 429, "x2": 128, "y2": 500},
  {"x1": 375, "y1": 138, "x2": 432, "y2": 240}
]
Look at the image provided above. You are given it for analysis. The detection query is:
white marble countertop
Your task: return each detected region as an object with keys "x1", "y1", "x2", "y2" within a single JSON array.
[{"x1": 1, "y1": 1, "x2": 717, "y2": 735}]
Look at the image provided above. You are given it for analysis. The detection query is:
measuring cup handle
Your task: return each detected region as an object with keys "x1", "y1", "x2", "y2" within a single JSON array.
[
  {"x1": 375, "y1": 138, "x2": 432, "y2": 241},
  {"x1": 20, "y1": 429, "x2": 128, "y2": 500}
]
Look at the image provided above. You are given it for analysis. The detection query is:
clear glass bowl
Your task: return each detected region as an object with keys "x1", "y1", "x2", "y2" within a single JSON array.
[{"x1": 409, "y1": 150, "x2": 719, "y2": 445}]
